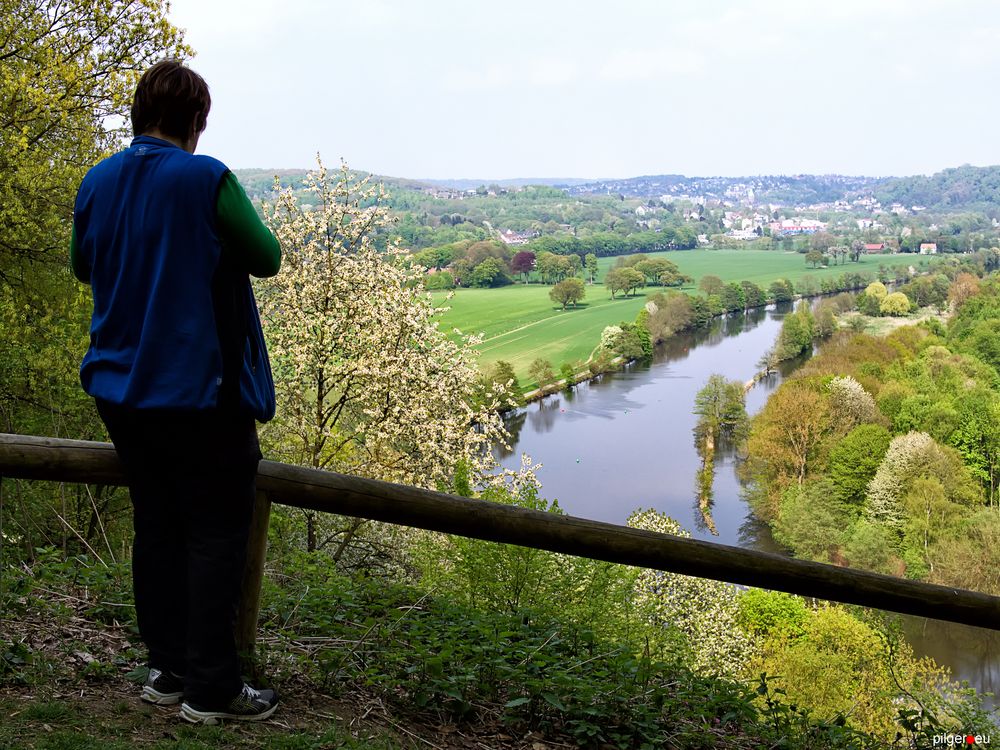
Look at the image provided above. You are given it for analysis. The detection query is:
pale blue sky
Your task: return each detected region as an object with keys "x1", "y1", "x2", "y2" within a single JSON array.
[{"x1": 168, "y1": 0, "x2": 1000, "y2": 179}]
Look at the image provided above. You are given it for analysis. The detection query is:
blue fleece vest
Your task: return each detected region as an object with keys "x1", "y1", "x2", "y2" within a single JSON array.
[{"x1": 74, "y1": 136, "x2": 276, "y2": 422}]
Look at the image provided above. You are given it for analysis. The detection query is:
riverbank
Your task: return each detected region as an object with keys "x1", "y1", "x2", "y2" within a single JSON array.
[
  {"x1": 519, "y1": 295, "x2": 938, "y2": 405},
  {"x1": 437, "y1": 250, "x2": 931, "y2": 386}
]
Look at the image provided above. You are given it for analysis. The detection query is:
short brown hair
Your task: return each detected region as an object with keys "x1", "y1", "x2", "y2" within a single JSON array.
[{"x1": 131, "y1": 59, "x2": 211, "y2": 139}]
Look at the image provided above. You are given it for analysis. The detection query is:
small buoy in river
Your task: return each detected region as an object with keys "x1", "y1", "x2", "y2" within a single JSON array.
[
  {"x1": 576, "y1": 458, "x2": 580, "y2": 463},
  {"x1": 560, "y1": 408, "x2": 565, "y2": 412}
]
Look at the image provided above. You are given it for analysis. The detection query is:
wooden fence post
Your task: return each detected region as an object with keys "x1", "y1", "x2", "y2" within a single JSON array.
[{"x1": 236, "y1": 489, "x2": 272, "y2": 672}]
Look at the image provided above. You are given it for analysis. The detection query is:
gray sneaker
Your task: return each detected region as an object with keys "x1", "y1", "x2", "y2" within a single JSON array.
[
  {"x1": 141, "y1": 667, "x2": 184, "y2": 705},
  {"x1": 180, "y1": 683, "x2": 279, "y2": 725}
]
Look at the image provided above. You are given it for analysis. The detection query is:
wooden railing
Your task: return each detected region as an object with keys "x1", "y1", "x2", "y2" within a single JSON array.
[{"x1": 3, "y1": 432, "x2": 1000, "y2": 652}]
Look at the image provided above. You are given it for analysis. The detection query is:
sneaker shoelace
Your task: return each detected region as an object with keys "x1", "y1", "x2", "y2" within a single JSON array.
[{"x1": 230, "y1": 684, "x2": 264, "y2": 711}]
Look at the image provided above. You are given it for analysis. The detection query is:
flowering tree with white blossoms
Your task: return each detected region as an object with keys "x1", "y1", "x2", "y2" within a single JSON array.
[
  {"x1": 865, "y1": 430, "x2": 980, "y2": 538},
  {"x1": 865, "y1": 432, "x2": 937, "y2": 534},
  {"x1": 258, "y1": 159, "x2": 511, "y2": 555},
  {"x1": 627, "y1": 508, "x2": 753, "y2": 678},
  {"x1": 828, "y1": 375, "x2": 881, "y2": 430}
]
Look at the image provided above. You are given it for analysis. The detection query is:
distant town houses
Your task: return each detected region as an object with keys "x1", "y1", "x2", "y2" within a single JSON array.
[
  {"x1": 768, "y1": 218, "x2": 828, "y2": 236},
  {"x1": 498, "y1": 229, "x2": 538, "y2": 246},
  {"x1": 853, "y1": 196, "x2": 881, "y2": 211},
  {"x1": 723, "y1": 185, "x2": 756, "y2": 204},
  {"x1": 407, "y1": 175, "x2": 979, "y2": 260},
  {"x1": 722, "y1": 211, "x2": 770, "y2": 239},
  {"x1": 423, "y1": 185, "x2": 528, "y2": 200},
  {"x1": 425, "y1": 187, "x2": 466, "y2": 200}
]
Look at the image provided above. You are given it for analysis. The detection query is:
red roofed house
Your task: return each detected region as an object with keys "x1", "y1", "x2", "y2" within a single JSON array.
[{"x1": 864, "y1": 243, "x2": 885, "y2": 253}]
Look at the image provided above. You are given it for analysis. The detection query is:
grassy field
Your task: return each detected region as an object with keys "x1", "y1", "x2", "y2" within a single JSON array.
[
  {"x1": 434, "y1": 284, "x2": 647, "y2": 378},
  {"x1": 592, "y1": 248, "x2": 930, "y2": 287},
  {"x1": 433, "y1": 250, "x2": 935, "y2": 383}
]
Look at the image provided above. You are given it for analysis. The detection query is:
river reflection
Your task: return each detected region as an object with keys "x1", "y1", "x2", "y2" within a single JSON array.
[
  {"x1": 497, "y1": 305, "x2": 792, "y2": 547},
  {"x1": 495, "y1": 303, "x2": 999, "y2": 705},
  {"x1": 902, "y1": 617, "x2": 1000, "y2": 694}
]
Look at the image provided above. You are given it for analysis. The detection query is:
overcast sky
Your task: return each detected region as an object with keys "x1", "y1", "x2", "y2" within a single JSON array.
[{"x1": 167, "y1": 0, "x2": 1000, "y2": 180}]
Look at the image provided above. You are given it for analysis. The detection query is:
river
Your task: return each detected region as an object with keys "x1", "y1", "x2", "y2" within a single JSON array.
[{"x1": 495, "y1": 303, "x2": 1000, "y2": 704}]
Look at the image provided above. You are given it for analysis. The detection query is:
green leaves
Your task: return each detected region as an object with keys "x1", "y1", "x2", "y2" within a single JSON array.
[
  {"x1": 693, "y1": 374, "x2": 748, "y2": 448},
  {"x1": 262, "y1": 556, "x2": 811, "y2": 748}
]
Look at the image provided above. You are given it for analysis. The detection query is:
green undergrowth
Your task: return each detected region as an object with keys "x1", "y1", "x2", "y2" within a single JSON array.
[
  {"x1": 256, "y1": 554, "x2": 898, "y2": 749},
  {"x1": 2, "y1": 553, "x2": 971, "y2": 749}
]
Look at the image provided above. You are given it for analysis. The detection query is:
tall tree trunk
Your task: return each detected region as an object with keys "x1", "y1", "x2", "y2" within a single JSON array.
[{"x1": 306, "y1": 511, "x2": 316, "y2": 553}]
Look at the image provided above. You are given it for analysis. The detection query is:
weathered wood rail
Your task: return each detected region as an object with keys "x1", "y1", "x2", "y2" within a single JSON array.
[{"x1": 3, "y1": 432, "x2": 1000, "y2": 652}]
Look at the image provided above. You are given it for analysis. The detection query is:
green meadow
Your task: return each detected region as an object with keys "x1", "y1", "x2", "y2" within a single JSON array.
[
  {"x1": 434, "y1": 284, "x2": 647, "y2": 377},
  {"x1": 432, "y1": 249, "x2": 933, "y2": 382},
  {"x1": 594, "y1": 248, "x2": 927, "y2": 287}
]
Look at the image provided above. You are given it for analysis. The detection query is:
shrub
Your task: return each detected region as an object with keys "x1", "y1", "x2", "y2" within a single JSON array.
[
  {"x1": 879, "y1": 291, "x2": 911, "y2": 316},
  {"x1": 559, "y1": 362, "x2": 575, "y2": 387},
  {"x1": 736, "y1": 589, "x2": 808, "y2": 639},
  {"x1": 628, "y1": 509, "x2": 752, "y2": 677},
  {"x1": 423, "y1": 270, "x2": 454, "y2": 290}
]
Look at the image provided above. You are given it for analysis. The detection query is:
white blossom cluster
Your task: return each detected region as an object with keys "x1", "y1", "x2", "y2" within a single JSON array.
[
  {"x1": 864, "y1": 431, "x2": 937, "y2": 531},
  {"x1": 828, "y1": 375, "x2": 880, "y2": 428},
  {"x1": 627, "y1": 508, "x2": 754, "y2": 678},
  {"x1": 600, "y1": 325, "x2": 623, "y2": 351},
  {"x1": 257, "y1": 159, "x2": 511, "y2": 491}
]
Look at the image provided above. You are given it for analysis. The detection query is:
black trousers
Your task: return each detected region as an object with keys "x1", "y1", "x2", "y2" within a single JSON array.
[{"x1": 96, "y1": 399, "x2": 262, "y2": 707}]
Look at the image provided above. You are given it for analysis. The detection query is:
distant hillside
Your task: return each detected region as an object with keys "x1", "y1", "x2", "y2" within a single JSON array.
[
  {"x1": 231, "y1": 168, "x2": 308, "y2": 199},
  {"x1": 420, "y1": 177, "x2": 598, "y2": 190},
  {"x1": 565, "y1": 174, "x2": 885, "y2": 204},
  {"x1": 232, "y1": 168, "x2": 436, "y2": 201},
  {"x1": 875, "y1": 164, "x2": 1000, "y2": 211},
  {"x1": 235, "y1": 165, "x2": 1000, "y2": 214}
]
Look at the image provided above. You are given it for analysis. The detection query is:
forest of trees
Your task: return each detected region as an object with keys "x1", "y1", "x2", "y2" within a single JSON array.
[
  {"x1": 743, "y1": 278, "x2": 1000, "y2": 594},
  {"x1": 876, "y1": 164, "x2": 1000, "y2": 212}
]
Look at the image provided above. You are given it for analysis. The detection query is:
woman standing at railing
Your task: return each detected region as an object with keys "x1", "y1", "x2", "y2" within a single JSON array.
[{"x1": 70, "y1": 59, "x2": 281, "y2": 725}]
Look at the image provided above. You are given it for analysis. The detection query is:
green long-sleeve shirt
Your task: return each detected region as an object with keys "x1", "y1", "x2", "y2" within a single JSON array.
[{"x1": 71, "y1": 171, "x2": 281, "y2": 282}]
